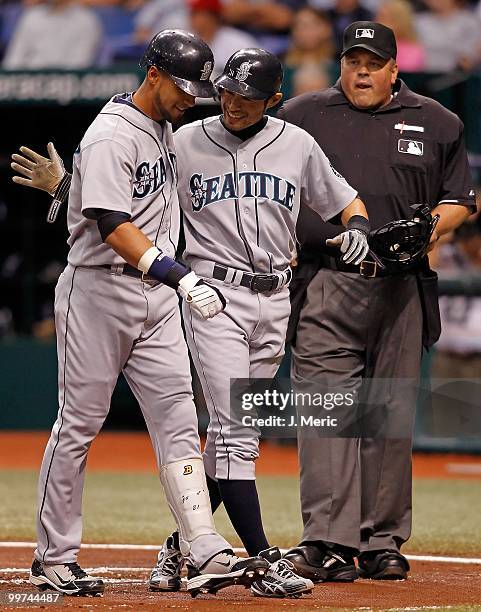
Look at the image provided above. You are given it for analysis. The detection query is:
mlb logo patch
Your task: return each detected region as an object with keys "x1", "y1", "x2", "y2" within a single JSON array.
[
  {"x1": 398, "y1": 139, "x2": 423, "y2": 156},
  {"x1": 355, "y1": 28, "x2": 374, "y2": 38}
]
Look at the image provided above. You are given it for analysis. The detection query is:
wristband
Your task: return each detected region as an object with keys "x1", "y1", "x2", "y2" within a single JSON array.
[
  {"x1": 138, "y1": 247, "x2": 161, "y2": 273},
  {"x1": 47, "y1": 172, "x2": 72, "y2": 223},
  {"x1": 347, "y1": 215, "x2": 370, "y2": 235},
  {"x1": 146, "y1": 254, "x2": 190, "y2": 289}
]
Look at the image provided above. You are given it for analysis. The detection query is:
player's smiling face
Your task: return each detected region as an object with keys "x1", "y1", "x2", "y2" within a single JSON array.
[
  {"x1": 341, "y1": 49, "x2": 398, "y2": 110},
  {"x1": 220, "y1": 89, "x2": 281, "y2": 131},
  {"x1": 152, "y1": 70, "x2": 196, "y2": 122},
  {"x1": 221, "y1": 89, "x2": 266, "y2": 130}
]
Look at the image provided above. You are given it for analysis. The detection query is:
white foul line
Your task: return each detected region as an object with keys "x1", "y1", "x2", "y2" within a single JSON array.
[
  {"x1": 1, "y1": 542, "x2": 481, "y2": 565},
  {"x1": 0, "y1": 578, "x2": 145, "y2": 585},
  {"x1": 1, "y1": 567, "x2": 152, "y2": 573}
]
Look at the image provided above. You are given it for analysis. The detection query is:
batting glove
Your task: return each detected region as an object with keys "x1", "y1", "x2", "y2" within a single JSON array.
[
  {"x1": 178, "y1": 272, "x2": 227, "y2": 319},
  {"x1": 326, "y1": 229, "x2": 370, "y2": 265},
  {"x1": 11, "y1": 142, "x2": 65, "y2": 195}
]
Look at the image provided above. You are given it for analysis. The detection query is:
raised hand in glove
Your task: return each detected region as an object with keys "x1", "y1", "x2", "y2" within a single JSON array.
[
  {"x1": 326, "y1": 215, "x2": 370, "y2": 265},
  {"x1": 178, "y1": 272, "x2": 227, "y2": 319},
  {"x1": 11, "y1": 142, "x2": 65, "y2": 195}
]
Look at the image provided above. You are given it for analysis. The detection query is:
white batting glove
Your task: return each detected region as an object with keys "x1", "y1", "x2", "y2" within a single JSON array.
[
  {"x1": 11, "y1": 142, "x2": 65, "y2": 195},
  {"x1": 326, "y1": 229, "x2": 369, "y2": 265},
  {"x1": 178, "y1": 272, "x2": 227, "y2": 319}
]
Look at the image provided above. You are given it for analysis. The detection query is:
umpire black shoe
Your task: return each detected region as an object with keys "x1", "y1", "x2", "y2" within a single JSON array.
[
  {"x1": 29, "y1": 559, "x2": 105, "y2": 596},
  {"x1": 283, "y1": 544, "x2": 358, "y2": 582},
  {"x1": 357, "y1": 550, "x2": 410, "y2": 580},
  {"x1": 186, "y1": 549, "x2": 269, "y2": 597}
]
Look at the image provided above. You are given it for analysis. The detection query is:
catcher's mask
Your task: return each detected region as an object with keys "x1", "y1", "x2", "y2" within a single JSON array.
[{"x1": 368, "y1": 204, "x2": 439, "y2": 272}]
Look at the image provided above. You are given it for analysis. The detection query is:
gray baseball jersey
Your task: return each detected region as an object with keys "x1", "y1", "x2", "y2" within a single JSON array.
[
  {"x1": 173, "y1": 115, "x2": 358, "y2": 480},
  {"x1": 174, "y1": 115, "x2": 357, "y2": 273},
  {"x1": 35, "y1": 94, "x2": 229, "y2": 568},
  {"x1": 67, "y1": 94, "x2": 179, "y2": 266}
]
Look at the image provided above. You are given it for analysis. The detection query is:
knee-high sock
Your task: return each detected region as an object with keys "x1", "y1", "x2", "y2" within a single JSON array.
[
  {"x1": 206, "y1": 474, "x2": 223, "y2": 514},
  {"x1": 217, "y1": 479, "x2": 269, "y2": 556}
]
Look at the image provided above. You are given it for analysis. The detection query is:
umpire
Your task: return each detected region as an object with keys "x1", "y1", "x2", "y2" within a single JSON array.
[{"x1": 278, "y1": 21, "x2": 476, "y2": 581}]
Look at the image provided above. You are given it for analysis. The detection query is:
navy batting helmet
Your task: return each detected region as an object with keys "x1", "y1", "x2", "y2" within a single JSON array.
[
  {"x1": 215, "y1": 48, "x2": 283, "y2": 100},
  {"x1": 368, "y1": 205, "x2": 439, "y2": 272},
  {"x1": 140, "y1": 30, "x2": 215, "y2": 98}
]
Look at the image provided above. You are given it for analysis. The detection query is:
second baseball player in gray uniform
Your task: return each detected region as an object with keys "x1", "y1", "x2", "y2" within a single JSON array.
[
  {"x1": 10, "y1": 31, "x2": 269, "y2": 599},
  {"x1": 168, "y1": 48, "x2": 369, "y2": 597}
]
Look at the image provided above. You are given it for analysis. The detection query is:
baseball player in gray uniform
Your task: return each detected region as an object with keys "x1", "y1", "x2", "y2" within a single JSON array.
[
  {"x1": 168, "y1": 49, "x2": 369, "y2": 598},
  {"x1": 10, "y1": 31, "x2": 270, "y2": 599},
  {"x1": 14, "y1": 48, "x2": 371, "y2": 599}
]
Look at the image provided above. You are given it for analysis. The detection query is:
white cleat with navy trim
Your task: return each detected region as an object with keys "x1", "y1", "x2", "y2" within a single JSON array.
[
  {"x1": 250, "y1": 547, "x2": 314, "y2": 598},
  {"x1": 29, "y1": 559, "x2": 104, "y2": 596}
]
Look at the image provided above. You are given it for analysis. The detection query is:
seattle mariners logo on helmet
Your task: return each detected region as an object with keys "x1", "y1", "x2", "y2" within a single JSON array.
[
  {"x1": 216, "y1": 49, "x2": 283, "y2": 100},
  {"x1": 233, "y1": 61, "x2": 253, "y2": 82},
  {"x1": 200, "y1": 61, "x2": 213, "y2": 81}
]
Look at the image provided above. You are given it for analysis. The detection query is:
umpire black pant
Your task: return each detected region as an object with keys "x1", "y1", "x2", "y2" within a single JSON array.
[{"x1": 291, "y1": 268, "x2": 423, "y2": 552}]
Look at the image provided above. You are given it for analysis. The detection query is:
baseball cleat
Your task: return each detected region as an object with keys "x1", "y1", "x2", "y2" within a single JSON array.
[
  {"x1": 186, "y1": 549, "x2": 269, "y2": 597},
  {"x1": 149, "y1": 532, "x2": 183, "y2": 591},
  {"x1": 29, "y1": 559, "x2": 104, "y2": 596},
  {"x1": 250, "y1": 547, "x2": 314, "y2": 598},
  {"x1": 357, "y1": 550, "x2": 410, "y2": 580}
]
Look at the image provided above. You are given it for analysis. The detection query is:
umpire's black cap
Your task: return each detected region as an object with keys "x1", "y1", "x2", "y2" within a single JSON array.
[
  {"x1": 215, "y1": 48, "x2": 283, "y2": 100},
  {"x1": 341, "y1": 21, "x2": 397, "y2": 60},
  {"x1": 140, "y1": 29, "x2": 215, "y2": 98}
]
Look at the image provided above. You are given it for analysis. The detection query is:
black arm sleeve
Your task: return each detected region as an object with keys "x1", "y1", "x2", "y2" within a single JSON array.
[{"x1": 95, "y1": 210, "x2": 131, "y2": 242}]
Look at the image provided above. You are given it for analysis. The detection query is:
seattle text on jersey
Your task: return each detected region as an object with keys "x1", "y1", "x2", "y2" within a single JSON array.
[{"x1": 189, "y1": 171, "x2": 296, "y2": 212}]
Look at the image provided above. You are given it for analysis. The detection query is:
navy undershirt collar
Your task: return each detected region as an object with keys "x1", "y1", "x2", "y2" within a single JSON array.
[{"x1": 220, "y1": 115, "x2": 268, "y2": 141}]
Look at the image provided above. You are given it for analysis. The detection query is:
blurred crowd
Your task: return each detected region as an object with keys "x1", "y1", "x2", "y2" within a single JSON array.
[
  {"x1": 1, "y1": 0, "x2": 481, "y2": 342},
  {"x1": 430, "y1": 212, "x2": 481, "y2": 379},
  {"x1": 1, "y1": 0, "x2": 481, "y2": 95}
]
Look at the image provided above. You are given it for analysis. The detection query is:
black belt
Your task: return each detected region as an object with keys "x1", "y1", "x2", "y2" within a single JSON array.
[
  {"x1": 334, "y1": 259, "x2": 388, "y2": 278},
  {"x1": 212, "y1": 264, "x2": 291, "y2": 293},
  {"x1": 101, "y1": 264, "x2": 157, "y2": 282},
  {"x1": 334, "y1": 259, "x2": 420, "y2": 278}
]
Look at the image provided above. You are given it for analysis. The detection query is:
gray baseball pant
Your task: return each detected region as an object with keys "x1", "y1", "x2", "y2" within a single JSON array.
[
  {"x1": 291, "y1": 268, "x2": 423, "y2": 552},
  {"x1": 35, "y1": 265, "x2": 229, "y2": 567},
  {"x1": 183, "y1": 279, "x2": 291, "y2": 481}
]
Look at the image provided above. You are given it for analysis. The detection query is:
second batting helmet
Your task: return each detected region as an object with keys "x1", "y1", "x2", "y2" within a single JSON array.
[
  {"x1": 139, "y1": 30, "x2": 215, "y2": 98},
  {"x1": 215, "y1": 48, "x2": 283, "y2": 100}
]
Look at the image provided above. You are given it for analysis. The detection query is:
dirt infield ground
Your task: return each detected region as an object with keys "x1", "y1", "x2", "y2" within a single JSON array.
[
  {"x1": 1, "y1": 432, "x2": 481, "y2": 610},
  {"x1": 2, "y1": 545, "x2": 481, "y2": 610}
]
